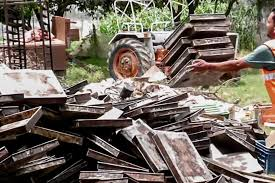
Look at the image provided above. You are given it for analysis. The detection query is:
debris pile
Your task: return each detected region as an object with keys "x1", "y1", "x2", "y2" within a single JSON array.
[{"x1": 0, "y1": 69, "x2": 274, "y2": 183}]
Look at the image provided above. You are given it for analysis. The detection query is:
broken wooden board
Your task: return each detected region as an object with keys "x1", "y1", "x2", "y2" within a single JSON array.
[
  {"x1": 16, "y1": 156, "x2": 66, "y2": 176},
  {"x1": 152, "y1": 131, "x2": 213, "y2": 183},
  {"x1": 213, "y1": 152, "x2": 263, "y2": 173},
  {"x1": 87, "y1": 149, "x2": 147, "y2": 171},
  {"x1": 74, "y1": 119, "x2": 132, "y2": 128},
  {"x1": 0, "y1": 139, "x2": 59, "y2": 171},
  {"x1": 133, "y1": 135, "x2": 168, "y2": 173},
  {"x1": 87, "y1": 135, "x2": 137, "y2": 162},
  {"x1": 47, "y1": 160, "x2": 88, "y2": 183},
  {"x1": 0, "y1": 70, "x2": 67, "y2": 104},
  {"x1": 164, "y1": 23, "x2": 193, "y2": 50},
  {"x1": 169, "y1": 48, "x2": 197, "y2": 77},
  {"x1": 60, "y1": 104, "x2": 107, "y2": 118},
  {"x1": 31, "y1": 126, "x2": 83, "y2": 146},
  {"x1": 97, "y1": 161, "x2": 149, "y2": 172},
  {"x1": 0, "y1": 107, "x2": 42, "y2": 139},
  {"x1": 0, "y1": 94, "x2": 24, "y2": 105},
  {"x1": 192, "y1": 36, "x2": 233, "y2": 49},
  {"x1": 163, "y1": 38, "x2": 191, "y2": 66}
]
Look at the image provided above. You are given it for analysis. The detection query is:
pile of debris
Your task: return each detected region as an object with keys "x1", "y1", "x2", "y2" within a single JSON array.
[{"x1": 0, "y1": 68, "x2": 274, "y2": 183}]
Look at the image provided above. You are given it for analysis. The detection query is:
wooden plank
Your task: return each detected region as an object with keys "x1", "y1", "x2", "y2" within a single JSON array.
[
  {"x1": 133, "y1": 135, "x2": 168, "y2": 173},
  {"x1": 152, "y1": 131, "x2": 213, "y2": 183},
  {"x1": 31, "y1": 126, "x2": 83, "y2": 146}
]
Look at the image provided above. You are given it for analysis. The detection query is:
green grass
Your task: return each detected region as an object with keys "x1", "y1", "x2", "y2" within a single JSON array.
[{"x1": 210, "y1": 69, "x2": 270, "y2": 106}]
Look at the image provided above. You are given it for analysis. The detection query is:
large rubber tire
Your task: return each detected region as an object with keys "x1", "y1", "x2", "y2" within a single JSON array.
[{"x1": 107, "y1": 38, "x2": 152, "y2": 80}]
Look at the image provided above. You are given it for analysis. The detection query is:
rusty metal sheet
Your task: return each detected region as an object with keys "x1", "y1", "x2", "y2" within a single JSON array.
[
  {"x1": 67, "y1": 92, "x2": 92, "y2": 104},
  {"x1": 153, "y1": 131, "x2": 213, "y2": 183},
  {"x1": 124, "y1": 172, "x2": 165, "y2": 183},
  {"x1": 93, "y1": 178, "x2": 130, "y2": 183},
  {"x1": 0, "y1": 106, "x2": 20, "y2": 116},
  {"x1": 196, "y1": 48, "x2": 235, "y2": 61},
  {"x1": 16, "y1": 156, "x2": 66, "y2": 176},
  {"x1": 47, "y1": 160, "x2": 88, "y2": 183},
  {"x1": 188, "y1": 131, "x2": 208, "y2": 141},
  {"x1": 0, "y1": 139, "x2": 59, "y2": 170},
  {"x1": 190, "y1": 14, "x2": 226, "y2": 22},
  {"x1": 169, "y1": 48, "x2": 197, "y2": 77},
  {"x1": 153, "y1": 119, "x2": 189, "y2": 132},
  {"x1": 0, "y1": 94, "x2": 24, "y2": 105},
  {"x1": 147, "y1": 107, "x2": 190, "y2": 120},
  {"x1": 206, "y1": 175, "x2": 228, "y2": 183},
  {"x1": 164, "y1": 23, "x2": 193, "y2": 50},
  {"x1": 74, "y1": 119, "x2": 133, "y2": 128},
  {"x1": 0, "y1": 70, "x2": 67, "y2": 104},
  {"x1": 203, "y1": 158, "x2": 250, "y2": 183},
  {"x1": 154, "y1": 93, "x2": 188, "y2": 105},
  {"x1": 119, "y1": 119, "x2": 153, "y2": 143},
  {"x1": 236, "y1": 170, "x2": 275, "y2": 183},
  {"x1": 191, "y1": 26, "x2": 230, "y2": 38},
  {"x1": 214, "y1": 152, "x2": 263, "y2": 173},
  {"x1": 124, "y1": 102, "x2": 179, "y2": 118},
  {"x1": 79, "y1": 171, "x2": 124, "y2": 182},
  {"x1": 31, "y1": 126, "x2": 83, "y2": 146},
  {"x1": 133, "y1": 135, "x2": 168, "y2": 173},
  {"x1": 98, "y1": 107, "x2": 123, "y2": 120},
  {"x1": 87, "y1": 149, "x2": 147, "y2": 171},
  {"x1": 97, "y1": 161, "x2": 149, "y2": 172},
  {"x1": 192, "y1": 36, "x2": 232, "y2": 49},
  {"x1": 60, "y1": 104, "x2": 106, "y2": 118},
  {"x1": 163, "y1": 38, "x2": 191, "y2": 66},
  {"x1": 65, "y1": 80, "x2": 88, "y2": 95},
  {"x1": 128, "y1": 96, "x2": 159, "y2": 111},
  {"x1": 0, "y1": 107, "x2": 42, "y2": 139},
  {"x1": 87, "y1": 135, "x2": 137, "y2": 162},
  {"x1": 0, "y1": 146, "x2": 9, "y2": 161},
  {"x1": 226, "y1": 130, "x2": 255, "y2": 153}
]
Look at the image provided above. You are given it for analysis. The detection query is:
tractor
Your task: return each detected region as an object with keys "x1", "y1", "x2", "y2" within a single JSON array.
[{"x1": 107, "y1": 0, "x2": 185, "y2": 80}]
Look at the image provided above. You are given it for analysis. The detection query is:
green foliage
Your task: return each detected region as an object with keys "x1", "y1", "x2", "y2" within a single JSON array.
[
  {"x1": 229, "y1": 5, "x2": 257, "y2": 51},
  {"x1": 63, "y1": 63, "x2": 107, "y2": 86}
]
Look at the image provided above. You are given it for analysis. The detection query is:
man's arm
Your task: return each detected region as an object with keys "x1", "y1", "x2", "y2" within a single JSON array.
[{"x1": 191, "y1": 59, "x2": 251, "y2": 72}]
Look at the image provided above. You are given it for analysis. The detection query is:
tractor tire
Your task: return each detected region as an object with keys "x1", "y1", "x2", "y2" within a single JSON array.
[{"x1": 107, "y1": 38, "x2": 152, "y2": 80}]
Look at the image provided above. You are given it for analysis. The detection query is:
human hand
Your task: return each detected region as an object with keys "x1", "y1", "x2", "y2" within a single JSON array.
[{"x1": 188, "y1": 59, "x2": 210, "y2": 72}]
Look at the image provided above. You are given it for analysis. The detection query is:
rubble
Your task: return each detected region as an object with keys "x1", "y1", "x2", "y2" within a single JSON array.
[{"x1": 0, "y1": 68, "x2": 273, "y2": 183}]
